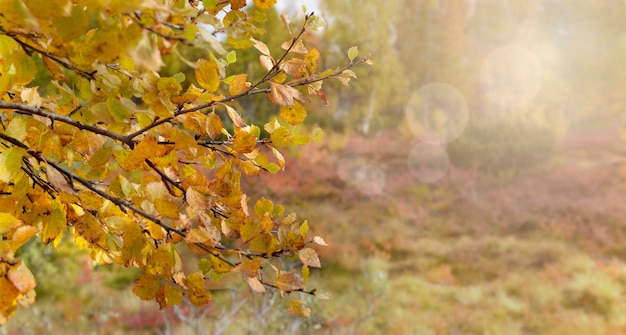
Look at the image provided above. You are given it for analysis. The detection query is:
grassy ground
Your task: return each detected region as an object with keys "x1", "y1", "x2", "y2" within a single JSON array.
[{"x1": 7, "y1": 126, "x2": 626, "y2": 334}]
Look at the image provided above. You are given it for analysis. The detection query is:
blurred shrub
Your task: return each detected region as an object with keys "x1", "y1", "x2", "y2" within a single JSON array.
[{"x1": 448, "y1": 119, "x2": 556, "y2": 173}]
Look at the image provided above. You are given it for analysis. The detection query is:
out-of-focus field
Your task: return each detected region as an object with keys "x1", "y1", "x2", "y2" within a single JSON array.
[
  {"x1": 8, "y1": 1, "x2": 626, "y2": 334},
  {"x1": 9, "y1": 125, "x2": 626, "y2": 334}
]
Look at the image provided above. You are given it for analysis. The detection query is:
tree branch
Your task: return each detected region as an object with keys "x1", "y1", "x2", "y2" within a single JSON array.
[
  {"x1": 0, "y1": 102, "x2": 132, "y2": 146},
  {"x1": 11, "y1": 36, "x2": 95, "y2": 79}
]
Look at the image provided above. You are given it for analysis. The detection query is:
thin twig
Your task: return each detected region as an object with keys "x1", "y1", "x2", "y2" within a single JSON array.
[
  {"x1": 129, "y1": 12, "x2": 194, "y2": 46},
  {"x1": 11, "y1": 37, "x2": 95, "y2": 79},
  {"x1": 0, "y1": 102, "x2": 131, "y2": 145}
]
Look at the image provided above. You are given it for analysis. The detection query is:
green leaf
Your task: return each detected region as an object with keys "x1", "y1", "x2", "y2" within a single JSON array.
[
  {"x1": 202, "y1": 0, "x2": 218, "y2": 9},
  {"x1": 348, "y1": 46, "x2": 359, "y2": 61},
  {"x1": 106, "y1": 97, "x2": 130, "y2": 123},
  {"x1": 254, "y1": 197, "x2": 274, "y2": 217},
  {"x1": 226, "y1": 50, "x2": 237, "y2": 64},
  {"x1": 265, "y1": 163, "x2": 280, "y2": 174},
  {"x1": 184, "y1": 25, "x2": 197, "y2": 43},
  {"x1": 312, "y1": 128, "x2": 324, "y2": 142}
]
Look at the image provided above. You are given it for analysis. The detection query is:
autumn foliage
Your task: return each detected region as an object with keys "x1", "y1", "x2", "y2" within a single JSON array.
[{"x1": 0, "y1": 0, "x2": 367, "y2": 323}]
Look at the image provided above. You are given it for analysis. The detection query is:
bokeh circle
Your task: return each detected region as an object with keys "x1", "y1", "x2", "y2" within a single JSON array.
[{"x1": 404, "y1": 82, "x2": 469, "y2": 145}]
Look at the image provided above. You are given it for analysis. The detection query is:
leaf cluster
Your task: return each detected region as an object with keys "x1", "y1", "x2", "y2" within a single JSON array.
[{"x1": 0, "y1": 0, "x2": 365, "y2": 322}]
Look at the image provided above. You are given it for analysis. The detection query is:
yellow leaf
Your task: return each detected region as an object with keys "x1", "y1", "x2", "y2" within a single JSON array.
[
  {"x1": 304, "y1": 48, "x2": 320, "y2": 73},
  {"x1": 148, "y1": 245, "x2": 175, "y2": 277},
  {"x1": 253, "y1": 197, "x2": 273, "y2": 217},
  {"x1": 156, "y1": 281, "x2": 182, "y2": 309},
  {"x1": 0, "y1": 147, "x2": 25, "y2": 183},
  {"x1": 241, "y1": 219, "x2": 261, "y2": 243},
  {"x1": 5, "y1": 117, "x2": 28, "y2": 142},
  {"x1": 7, "y1": 262, "x2": 36, "y2": 294},
  {"x1": 250, "y1": 38, "x2": 271, "y2": 56},
  {"x1": 132, "y1": 274, "x2": 160, "y2": 301},
  {"x1": 298, "y1": 248, "x2": 321, "y2": 268},
  {"x1": 224, "y1": 105, "x2": 247, "y2": 128},
  {"x1": 122, "y1": 135, "x2": 173, "y2": 170},
  {"x1": 55, "y1": 4, "x2": 89, "y2": 42},
  {"x1": 288, "y1": 299, "x2": 311, "y2": 318},
  {"x1": 147, "y1": 221, "x2": 166, "y2": 240},
  {"x1": 74, "y1": 212, "x2": 102, "y2": 244},
  {"x1": 122, "y1": 222, "x2": 146, "y2": 266},
  {"x1": 233, "y1": 127, "x2": 256, "y2": 154},
  {"x1": 302, "y1": 264, "x2": 310, "y2": 284},
  {"x1": 270, "y1": 127, "x2": 291, "y2": 148},
  {"x1": 186, "y1": 272, "x2": 211, "y2": 306},
  {"x1": 230, "y1": 0, "x2": 246, "y2": 9},
  {"x1": 248, "y1": 232, "x2": 274, "y2": 254},
  {"x1": 185, "y1": 228, "x2": 211, "y2": 244},
  {"x1": 195, "y1": 59, "x2": 220, "y2": 92},
  {"x1": 154, "y1": 199, "x2": 180, "y2": 220},
  {"x1": 275, "y1": 270, "x2": 303, "y2": 291},
  {"x1": 210, "y1": 254, "x2": 233, "y2": 274},
  {"x1": 205, "y1": 111, "x2": 223, "y2": 140},
  {"x1": 42, "y1": 199, "x2": 66, "y2": 244},
  {"x1": 280, "y1": 101, "x2": 307, "y2": 125},
  {"x1": 71, "y1": 130, "x2": 104, "y2": 155},
  {"x1": 0, "y1": 213, "x2": 21, "y2": 234},
  {"x1": 228, "y1": 73, "x2": 248, "y2": 96},
  {"x1": 253, "y1": 0, "x2": 276, "y2": 10}
]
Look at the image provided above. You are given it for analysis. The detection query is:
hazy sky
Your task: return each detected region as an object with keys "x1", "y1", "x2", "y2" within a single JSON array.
[{"x1": 276, "y1": 0, "x2": 321, "y2": 15}]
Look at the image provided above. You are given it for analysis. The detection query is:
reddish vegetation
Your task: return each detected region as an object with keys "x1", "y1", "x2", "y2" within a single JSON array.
[{"x1": 246, "y1": 128, "x2": 626, "y2": 267}]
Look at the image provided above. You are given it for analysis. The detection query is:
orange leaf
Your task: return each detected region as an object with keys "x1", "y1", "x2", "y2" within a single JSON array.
[
  {"x1": 298, "y1": 248, "x2": 321, "y2": 268},
  {"x1": 205, "y1": 111, "x2": 223, "y2": 140},
  {"x1": 246, "y1": 277, "x2": 266, "y2": 293},
  {"x1": 7, "y1": 262, "x2": 36, "y2": 294},
  {"x1": 267, "y1": 82, "x2": 309, "y2": 106},
  {"x1": 224, "y1": 105, "x2": 247, "y2": 128},
  {"x1": 233, "y1": 258, "x2": 264, "y2": 277},
  {"x1": 275, "y1": 270, "x2": 303, "y2": 291},
  {"x1": 122, "y1": 135, "x2": 173, "y2": 171},
  {"x1": 228, "y1": 73, "x2": 248, "y2": 96}
]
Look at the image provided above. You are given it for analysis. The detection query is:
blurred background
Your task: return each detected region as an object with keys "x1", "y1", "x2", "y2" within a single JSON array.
[{"x1": 9, "y1": 0, "x2": 626, "y2": 334}]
